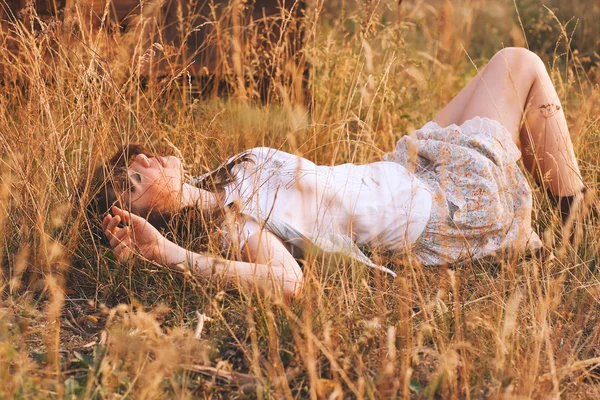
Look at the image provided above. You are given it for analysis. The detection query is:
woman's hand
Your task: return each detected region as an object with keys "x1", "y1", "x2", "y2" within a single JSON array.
[{"x1": 102, "y1": 206, "x2": 172, "y2": 264}]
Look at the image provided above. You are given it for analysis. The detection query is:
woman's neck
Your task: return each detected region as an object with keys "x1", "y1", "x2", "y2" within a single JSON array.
[{"x1": 181, "y1": 183, "x2": 224, "y2": 211}]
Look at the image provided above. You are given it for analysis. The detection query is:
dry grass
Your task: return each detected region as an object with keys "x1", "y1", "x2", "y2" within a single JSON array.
[{"x1": 0, "y1": 0, "x2": 599, "y2": 398}]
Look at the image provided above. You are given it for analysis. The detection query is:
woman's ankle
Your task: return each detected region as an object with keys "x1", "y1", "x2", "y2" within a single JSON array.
[{"x1": 546, "y1": 187, "x2": 587, "y2": 224}]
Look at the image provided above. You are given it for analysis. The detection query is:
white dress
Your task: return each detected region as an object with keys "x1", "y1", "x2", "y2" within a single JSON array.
[
  {"x1": 192, "y1": 117, "x2": 540, "y2": 269},
  {"x1": 217, "y1": 147, "x2": 433, "y2": 272}
]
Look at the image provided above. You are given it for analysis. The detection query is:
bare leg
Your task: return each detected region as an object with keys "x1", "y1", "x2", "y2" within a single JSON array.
[
  {"x1": 433, "y1": 47, "x2": 584, "y2": 197},
  {"x1": 433, "y1": 72, "x2": 482, "y2": 128}
]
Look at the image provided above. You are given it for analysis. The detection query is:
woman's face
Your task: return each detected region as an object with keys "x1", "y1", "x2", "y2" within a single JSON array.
[{"x1": 123, "y1": 153, "x2": 185, "y2": 213}]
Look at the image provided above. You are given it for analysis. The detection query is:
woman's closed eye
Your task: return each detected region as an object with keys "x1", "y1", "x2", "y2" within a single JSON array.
[{"x1": 127, "y1": 172, "x2": 143, "y2": 193}]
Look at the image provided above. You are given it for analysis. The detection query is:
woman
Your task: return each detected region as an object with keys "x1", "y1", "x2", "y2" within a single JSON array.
[{"x1": 90, "y1": 48, "x2": 585, "y2": 300}]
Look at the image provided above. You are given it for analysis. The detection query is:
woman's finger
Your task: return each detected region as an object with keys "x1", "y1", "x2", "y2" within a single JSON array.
[
  {"x1": 111, "y1": 206, "x2": 150, "y2": 232},
  {"x1": 109, "y1": 227, "x2": 129, "y2": 249},
  {"x1": 113, "y1": 240, "x2": 133, "y2": 262},
  {"x1": 106, "y1": 214, "x2": 120, "y2": 230},
  {"x1": 102, "y1": 214, "x2": 112, "y2": 231},
  {"x1": 104, "y1": 215, "x2": 121, "y2": 239},
  {"x1": 112, "y1": 206, "x2": 131, "y2": 224}
]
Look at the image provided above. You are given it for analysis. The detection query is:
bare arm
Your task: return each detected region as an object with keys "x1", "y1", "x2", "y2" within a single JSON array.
[
  {"x1": 239, "y1": 229, "x2": 303, "y2": 298},
  {"x1": 103, "y1": 206, "x2": 303, "y2": 300},
  {"x1": 170, "y1": 233, "x2": 302, "y2": 300}
]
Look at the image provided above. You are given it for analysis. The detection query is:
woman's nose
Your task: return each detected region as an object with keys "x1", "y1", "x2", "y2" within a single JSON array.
[{"x1": 135, "y1": 153, "x2": 150, "y2": 165}]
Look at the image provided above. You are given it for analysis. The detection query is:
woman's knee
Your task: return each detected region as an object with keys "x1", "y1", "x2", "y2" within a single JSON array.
[
  {"x1": 493, "y1": 47, "x2": 542, "y2": 63},
  {"x1": 491, "y1": 47, "x2": 546, "y2": 79}
]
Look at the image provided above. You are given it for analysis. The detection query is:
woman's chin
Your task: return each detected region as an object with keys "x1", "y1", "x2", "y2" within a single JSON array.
[
  {"x1": 168, "y1": 155, "x2": 183, "y2": 169},
  {"x1": 179, "y1": 183, "x2": 201, "y2": 209}
]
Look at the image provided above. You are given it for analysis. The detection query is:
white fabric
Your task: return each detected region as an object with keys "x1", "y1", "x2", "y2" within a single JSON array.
[{"x1": 222, "y1": 147, "x2": 433, "y2": 254}]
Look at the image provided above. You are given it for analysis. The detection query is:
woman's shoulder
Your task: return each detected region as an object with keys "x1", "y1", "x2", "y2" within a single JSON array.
[
  {"x1": 243, "y1": 147, "x2": 295, "y2": 160},
  {"x1": 232, "y1": 147, "x2": 313, "y2": 169},
  {"x1": 224, "y1": 147, "x2": 279, "y2": 164},
  {"x1": 222, "y1": 147, "x2": 290, "y2": 182}
]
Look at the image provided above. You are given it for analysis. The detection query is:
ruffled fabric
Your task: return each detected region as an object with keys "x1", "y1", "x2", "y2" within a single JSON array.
[{"x1": 384, "y1": 116, "x2": 541, "y2": 265}]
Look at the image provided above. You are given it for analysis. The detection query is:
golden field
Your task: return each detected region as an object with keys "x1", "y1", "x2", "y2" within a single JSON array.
[{"x1": 0, "y1": 0, "x2": 599, "y2": 398}]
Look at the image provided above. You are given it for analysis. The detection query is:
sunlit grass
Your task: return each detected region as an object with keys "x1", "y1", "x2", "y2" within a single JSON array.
[{"x1": 0, "y1": 0, "x2": 599, "y2": 398}]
